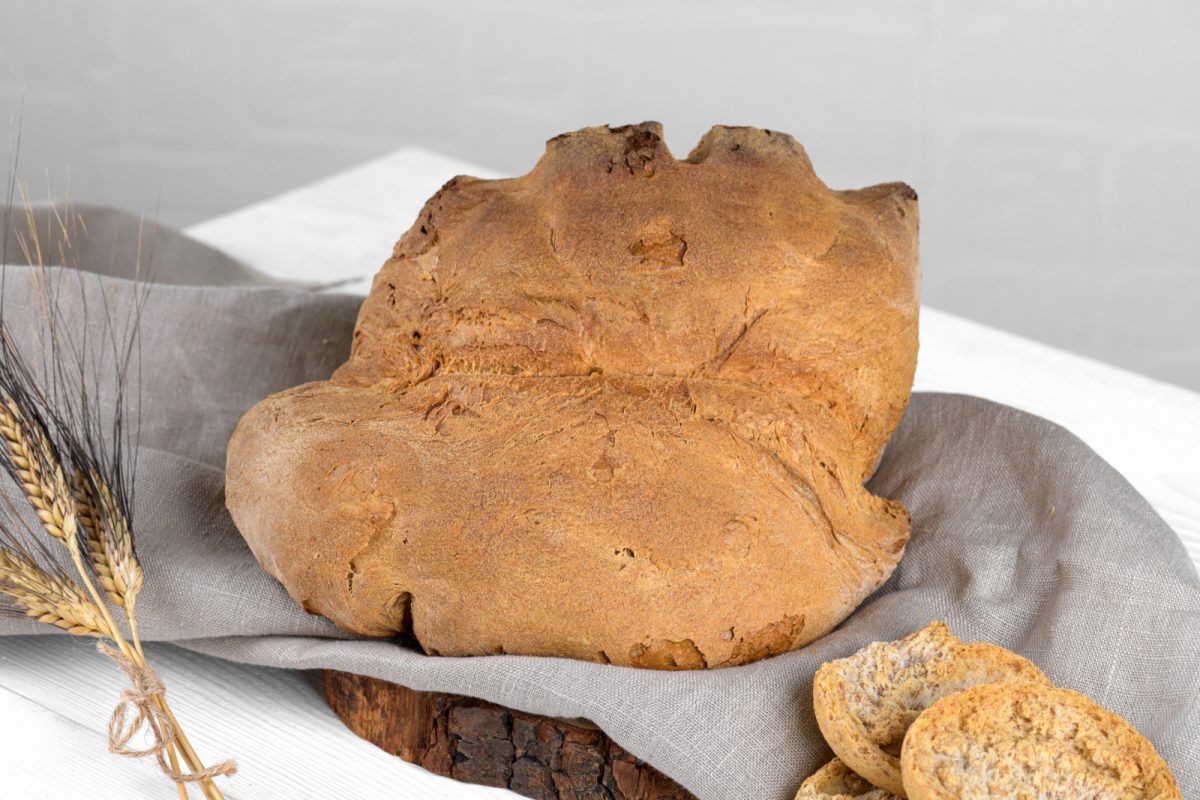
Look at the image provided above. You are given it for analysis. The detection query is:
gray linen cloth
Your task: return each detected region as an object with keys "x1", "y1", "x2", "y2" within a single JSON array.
[{"x1": 2, "y1": 209, "x2": 1198, "y2": 800}]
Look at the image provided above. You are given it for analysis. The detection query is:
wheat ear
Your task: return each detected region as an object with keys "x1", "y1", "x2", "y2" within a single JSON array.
[
  {"x1": 0, "y1": 395, "x2": 78, "y2": 546},
  {"x1": 74, "y1": 469, "x2": 143, "y2": 610},
  {"x1": 0, "y1": 549, "x2": 110, "y2": 636}
]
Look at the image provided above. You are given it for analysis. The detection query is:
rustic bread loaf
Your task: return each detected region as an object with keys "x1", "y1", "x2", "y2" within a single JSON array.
[
  {"x1": 796, "y1": 758, "x2": 899, "y2": 799},
  {"x1": 812, "y1": 622, "x2": 1048, "y2": 795},
  {"x1": 901, "y1": 680, "x2": 1182, "y2": 800},
  {"x1": 226, "y1": 122, "x2": 921, "y2": 668}
]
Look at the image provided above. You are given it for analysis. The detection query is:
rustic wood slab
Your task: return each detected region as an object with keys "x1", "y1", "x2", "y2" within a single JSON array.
[{"x1": 323, "y1": 670, "x2": 695, "y2": 800}]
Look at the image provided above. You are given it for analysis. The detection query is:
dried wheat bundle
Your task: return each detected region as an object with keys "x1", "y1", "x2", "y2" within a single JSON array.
[{"x1": 0, "y1": 169, "x2": 235, "y2": 798}]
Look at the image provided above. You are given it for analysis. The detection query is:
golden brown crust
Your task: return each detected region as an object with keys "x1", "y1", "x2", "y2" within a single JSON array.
[
  {"x1": 796, "y1": 758, "x2": 900, "y2": 799},
  {"x1": 812, "y1": 622, "x2": 1049, "y2": 795},
  {"x1": 901, "y1": 681, "x2": 1182, "y2": 800},
  {"x1": 226, "y1": 122, "x2": 921, "y2": 668}
]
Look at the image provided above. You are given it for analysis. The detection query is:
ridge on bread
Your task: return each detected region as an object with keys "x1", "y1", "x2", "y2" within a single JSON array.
[
  {"x1": 796, "y1": 757, "x2": 899, "y2": 800},
  {"x1": 226, "y1": 122, "x2": 921, "y2": 669},
  {"x1": 812, "y1": 622, "x2": 1048, "y2": 795},
  {"x1": 900, "y1": 681, "x2": 1182, "y2": 800}
]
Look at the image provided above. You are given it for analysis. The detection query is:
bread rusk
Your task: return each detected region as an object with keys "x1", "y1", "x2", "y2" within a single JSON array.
[
  {"x1": 812, "y1": 622, "x2": 1048, "y2": 796},
  {"x1": 796, "y1": 758, "x2": 899, "y2": 799},
  {"x1": 901, "y1": 680, "x2": 1182, "y2": 800}
]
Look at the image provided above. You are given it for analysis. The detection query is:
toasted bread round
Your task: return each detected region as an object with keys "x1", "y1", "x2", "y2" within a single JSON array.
[
  {"x1": 812, "y1": 622, "x2": 1049, "y2": 796},
  {"x1": 901, "y1": 681, "x2": 1181, "y2": 800},
  {"x1": 796, "y1": 758, "x2": 899, "y2": 799}
]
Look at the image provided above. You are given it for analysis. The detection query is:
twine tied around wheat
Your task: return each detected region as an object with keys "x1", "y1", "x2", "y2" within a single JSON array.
[{"x1": 99, "y1": 642, "x2": 238, "y2": 784}]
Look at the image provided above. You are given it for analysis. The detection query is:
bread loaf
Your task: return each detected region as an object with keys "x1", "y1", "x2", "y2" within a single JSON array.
[
  {"x1": 900, "y1": 681, "x2": 1182, "y2": 800},
  {"x1": 812, "y1": 621, "x2": 1048, "y2": 795},
  {"x1": 226, "y1": 123, "x2": 921, "y2": 668}
]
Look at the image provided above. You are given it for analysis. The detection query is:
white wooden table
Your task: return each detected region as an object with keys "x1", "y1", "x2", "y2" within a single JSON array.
[{"x1": 2, "y1": 148, "x2": 1198, "y2": 798}]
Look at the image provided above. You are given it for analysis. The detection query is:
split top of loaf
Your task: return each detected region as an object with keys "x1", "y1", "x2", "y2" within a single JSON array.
[{"x1": 226, "y1": 123, "x2": 922, "y2": 669}]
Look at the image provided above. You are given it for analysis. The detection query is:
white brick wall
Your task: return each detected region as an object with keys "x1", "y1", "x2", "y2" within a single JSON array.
[{"x1": 3, "y1": 0, "x2": 1198, "y2": 388}]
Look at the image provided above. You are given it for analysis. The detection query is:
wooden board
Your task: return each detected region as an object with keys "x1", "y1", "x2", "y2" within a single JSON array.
[{"x1": 323, "y1": 670, "x2": 695, "y2": 800}]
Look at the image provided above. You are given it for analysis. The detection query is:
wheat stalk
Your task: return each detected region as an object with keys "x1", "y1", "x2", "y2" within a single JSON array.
[
  {"x1": 0, "y1": 396, "x2": 219, "y2": 799},
  {"x1": 0, "y1": 392, "x2": 226, "y2": 799},
  {"x1": 1, "y1": 186, "x2": 234, "y2": 798}
]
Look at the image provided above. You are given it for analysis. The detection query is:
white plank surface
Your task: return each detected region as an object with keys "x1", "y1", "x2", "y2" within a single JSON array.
[
  {"x1": 2, "y1": 146, "x2": 1198, "y2": 798},
  {"x1": 0, "y1": 636, "x2": 512, "y2": 799}
]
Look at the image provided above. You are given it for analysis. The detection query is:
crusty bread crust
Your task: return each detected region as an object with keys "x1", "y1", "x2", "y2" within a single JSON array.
[
  {"x1": 901, "y1": 681, "x2": 1182, "y2": 800},
  {"x1": 796, "y1": 758, "x2": 899, "y2": 799},
  {"x1": 226, "y1": 123, "x2": 921, "y2": 668},
  {"x1": 812, "y1": 622, "x2": 1048, "y2": 796}
]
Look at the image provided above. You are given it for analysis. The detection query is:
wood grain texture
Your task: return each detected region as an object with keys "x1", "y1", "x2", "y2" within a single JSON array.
[{"x1": 324, "y1": 670, "x2": 694, "y2": 800}]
